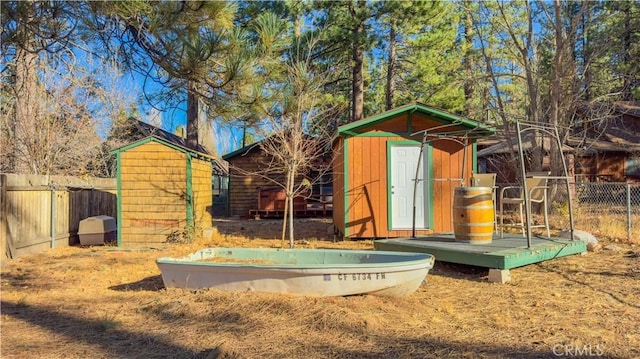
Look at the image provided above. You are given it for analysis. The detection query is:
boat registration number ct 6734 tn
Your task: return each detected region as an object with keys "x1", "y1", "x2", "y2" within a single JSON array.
[{"x1": 336, "y1": 273, "x2": 386, "y2": 281}]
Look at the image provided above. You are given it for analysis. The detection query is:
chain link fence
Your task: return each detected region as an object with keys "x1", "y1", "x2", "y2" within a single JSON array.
[{"x1": 546, "y1": 181, "x2": 640, "y2": 242}]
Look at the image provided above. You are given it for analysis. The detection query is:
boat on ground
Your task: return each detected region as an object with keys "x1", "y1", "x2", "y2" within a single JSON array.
[{"x1": 156, "y1": 247, "x2": 435, "y2": 297}]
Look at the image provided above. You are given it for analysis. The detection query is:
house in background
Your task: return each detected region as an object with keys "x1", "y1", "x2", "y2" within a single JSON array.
[
  {"x1": 476, "y1": 134, "x2": 575, "y2": 185},
  {"x1": 477, "y1": 102, "x2": 640, "y2": 184},
  {"x1": 569, "y1": 102, "x2": 640, "y2": 183},
  {"x1": 332, "y1": 102, "x2": 495, "y2": 239}
]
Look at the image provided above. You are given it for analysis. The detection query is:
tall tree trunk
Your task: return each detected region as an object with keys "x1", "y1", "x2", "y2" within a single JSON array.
[
  {"x1": 521, "y1": 3, "x2": 542, "y2": 172},
  {"x1": 351, "y1": 0, "x2": 365, "y2": 123},
  {"x1": 549, "y1": 0, "x2": 564, "y2": 176},
  {"x1": 281, "y1": 190, "x2": 288, "y2": 245},
  {"x1": 13, "y1": 47, "x2": 39, "y2": 174},
  {"x1": 186, "y1": 81, "x2": 199, "y2": 149},
  {"x1": 582, "y1": 2, "x2": 591, "y2": 101},
  {"x1": 288, "y1": 168, "x2": 295, "y2": 248},
  {"x1": 385, "y1": 20, "x2": 397, "y2": 111},
  {"x1": 622, "y1": 1, "x2": 632, "y2": 101}
]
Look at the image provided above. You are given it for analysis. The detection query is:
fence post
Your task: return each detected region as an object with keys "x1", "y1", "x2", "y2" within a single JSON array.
[
  {"x1": 1, "y1": 174, "x2": 7, "y2": 259},
  {"x1": 51, "y1": 187, "x2": 56, "y2": 249},
  {"x1": 627, "y1": 183, "x2": 631, "y2": 241}
]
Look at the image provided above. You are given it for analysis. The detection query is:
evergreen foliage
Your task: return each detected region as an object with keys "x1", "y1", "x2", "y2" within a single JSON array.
[{"x1": 1, "y1": 0, "x2": 638, "y2": 177}]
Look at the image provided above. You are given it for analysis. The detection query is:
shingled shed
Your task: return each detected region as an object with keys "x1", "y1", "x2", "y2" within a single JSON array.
[
  {"x1": 333, "y1": 102, "x2": 495, "y2": 239},
  {"x1": 110, "y1": 136, "x2": 217, "y2": 246}
]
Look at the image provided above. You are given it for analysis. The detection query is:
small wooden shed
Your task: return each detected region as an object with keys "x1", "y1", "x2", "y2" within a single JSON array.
[
  {"x1": 222, "y1": 140, "x2": 332, "y2": 218},
  {"x1": 333, "y1": 102, "x2": 495, "y2": 239},
  {"x1": 110, "y1": 136, "x2": 217, "y2": 246}
]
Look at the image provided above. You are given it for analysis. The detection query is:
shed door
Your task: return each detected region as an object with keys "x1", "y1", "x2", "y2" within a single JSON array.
[{"x1": 389, "y1": 145, "x2": 429, "y2": 230}]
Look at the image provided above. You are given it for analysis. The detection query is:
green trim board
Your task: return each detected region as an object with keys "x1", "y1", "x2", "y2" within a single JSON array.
[
  {"x1": 338, "y1": 102, "x2": 495, "y2": 137},
  {"x1": 374, "y1": 234, "x2": 587, "y2": 270},
  {"x1": 472, "y1": 142, "x2": 477, "y2": 173},
  {"x1": 346, "y1": 131, "x2": 416, "y2": 138},
  {"x1": 186, "y1": 153, "x2": 194, "y2": 227},
  {"x1": 386, "y1": 140, "x2": 434, "y2": 231},
  {"x1": 427, "y1": 145, "x2": 434, "y2": 229},
  {"x1": 116, "y1": 152, "x2": 122, "y2": 247}
]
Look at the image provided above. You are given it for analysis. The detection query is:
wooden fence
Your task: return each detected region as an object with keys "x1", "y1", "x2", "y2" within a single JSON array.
[{"x1": 1, "y1": 174, "x2": 116, "y2": 260}]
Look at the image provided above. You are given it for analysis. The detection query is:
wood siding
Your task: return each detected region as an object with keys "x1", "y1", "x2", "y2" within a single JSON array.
[
  {"x1": 431, "y1": 139, "x2": 471, "y2": 233},
  {"x1": 120, "y1": 142, "x2": 188, "y2": 245},
  {"x1": 373, "y1": 114, "x2": 409, "y2": 132},
  {"x1": 227, "y1": 151, "x2": 287, "y2": 217},
  {"x1": 577, "y1": 152, "x2": 629, "y2": 182},
  {"x1": 1, "y1": 174, "x2": 116, "y2": 259},
  {"x1": 192, "y1": 157, "x2": 213, "y2": 228}
]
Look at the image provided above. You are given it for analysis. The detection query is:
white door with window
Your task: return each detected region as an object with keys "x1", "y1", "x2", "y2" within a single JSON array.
[{"x1": 389, "y1": 144, "x2": 429, "y2": 229}]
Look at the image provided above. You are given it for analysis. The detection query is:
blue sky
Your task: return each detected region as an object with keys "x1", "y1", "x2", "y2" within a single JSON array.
[{"x1": 127, "y1": 71, "x2": 243, "y2": 157}]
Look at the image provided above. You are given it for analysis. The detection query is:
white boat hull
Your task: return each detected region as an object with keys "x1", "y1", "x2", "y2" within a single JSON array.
[{"x1": 156, "y1": 247, "x2": 435, "y2": 297}]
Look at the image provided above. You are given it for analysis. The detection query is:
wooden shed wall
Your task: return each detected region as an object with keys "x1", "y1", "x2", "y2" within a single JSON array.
[
  {"x1": 192, "y1": 157, "x2": 213, "y2": 228},
  {"x1": 227, "y1": 151, "x2": 286, "y2": 217},
  {"x1": 337, "y1": 112, "x2": 475, "y2": 239},
  {"x1": 430, "y1": 139, "x2": 471, "y2": 233},
  {"x1": 598, "y1": 153, "x2": 622, "y2": 181},
  {"x1": 344, "y1": 136, "x2": 389, "y2": 238},
  {"x1": 120, "y1": 142, "x2": 187, "y2": 245}
]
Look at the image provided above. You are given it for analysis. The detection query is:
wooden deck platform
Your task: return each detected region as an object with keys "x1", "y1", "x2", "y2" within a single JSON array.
[{"x1": 374, "y1": 233, "x2": 587, "y2": 270}]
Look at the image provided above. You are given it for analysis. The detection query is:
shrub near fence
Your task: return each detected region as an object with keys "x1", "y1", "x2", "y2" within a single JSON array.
[
  {"x1": 508, "y1": 180, "x2": 640, "y2": 242},
  {"x1": 1, "y1": 174, "x2": 116, "y2": 260}
]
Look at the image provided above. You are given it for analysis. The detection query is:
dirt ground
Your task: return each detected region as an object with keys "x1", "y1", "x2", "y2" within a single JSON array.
[{"x1": 1, "y1": 217, "x2": 639, "y2": 359}]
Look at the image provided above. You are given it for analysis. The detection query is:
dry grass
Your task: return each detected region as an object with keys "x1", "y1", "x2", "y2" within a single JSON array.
[{"x1": 1, "y1": 217, "x2": 639, "y2": 359}]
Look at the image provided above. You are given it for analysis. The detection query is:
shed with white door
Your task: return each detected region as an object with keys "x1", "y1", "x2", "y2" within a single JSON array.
[{"x1": 332, "y1": 102, "x2": 495, "y2": 239}]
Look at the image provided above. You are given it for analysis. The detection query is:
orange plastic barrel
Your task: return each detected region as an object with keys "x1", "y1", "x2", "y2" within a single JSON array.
[{"x1": 453, "y1": 187, "x2": 494, "y2": 244}]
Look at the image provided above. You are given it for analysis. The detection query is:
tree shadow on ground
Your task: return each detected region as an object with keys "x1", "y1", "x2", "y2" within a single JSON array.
[
  {"x1": 0, "y1": 300, "x2": 224, "y2": 359},
  {"x1": 324, "y1": 336, "x2": 583, "y2": 359},
  {"x1": 537, "y1": 261, "x2": 640, "y2": 309}
]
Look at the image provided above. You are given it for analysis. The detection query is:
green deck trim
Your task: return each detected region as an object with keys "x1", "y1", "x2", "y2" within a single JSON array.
[
  {"x1": 116, "y1": 152, "x2": 122, "y2": 247},
  {"x1": 186, "y1": 153, "x2": 194, "y2": 227},
  {"x1": 374, "y1": 234, "x2": 587, "y2": 270},
  {"x1": 338, "y1": 102, "x2": 495, "y2": 136}
]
